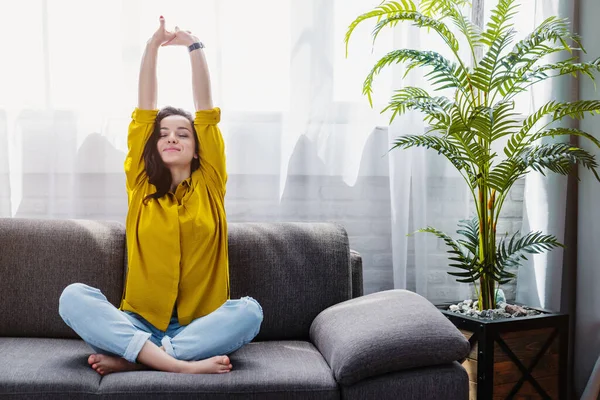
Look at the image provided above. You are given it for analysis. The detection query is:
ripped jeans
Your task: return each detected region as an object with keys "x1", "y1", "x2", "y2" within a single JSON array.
[{"x1": 58, "y1": 283, "x2": 263, "y2": 364}]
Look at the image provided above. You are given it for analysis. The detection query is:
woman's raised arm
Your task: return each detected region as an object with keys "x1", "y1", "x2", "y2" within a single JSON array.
[
  {"x1": 138, "y1": 17, "x2": 175, "y2": 110},
  {"x1": 162, "y1": 27, "x2": 224, "y2": 191},
  {"x1": 161, "y1": 26, "x2": 213, "y2": 111}
]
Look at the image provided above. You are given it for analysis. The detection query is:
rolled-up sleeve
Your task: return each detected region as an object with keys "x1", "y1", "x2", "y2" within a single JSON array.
[
  {"x1": 124, "y1": 108, "x2": 158, "y2": 192},
  {"x1": 194, "y1": 107, "x2": 227, "y2": 194}
]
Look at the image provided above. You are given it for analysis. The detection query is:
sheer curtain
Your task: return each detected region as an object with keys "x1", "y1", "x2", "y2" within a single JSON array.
[
  {"x1": 0, "y1": 0, "x2": 566, "y2": 303},
  {"x1": 513, "y1": 0, "x2": 574, "y2": 312},
  {"x1": 0, "y1": 0, "x2": 395, "y2": 296}
]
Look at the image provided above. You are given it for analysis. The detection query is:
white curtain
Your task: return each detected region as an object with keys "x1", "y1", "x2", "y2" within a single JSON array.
[
  {"x1": 0, "y1": 0, "x2": 394, "y2": 296},
  {"x1": 388, "y1": 3, "x2": 473, "y2": 303},
  {"x1": 0, "y1": 0, "x2": 565, "y2": 304},
  {"x1": 512, "y1": 0, "x2": 573, "y2": 312}
]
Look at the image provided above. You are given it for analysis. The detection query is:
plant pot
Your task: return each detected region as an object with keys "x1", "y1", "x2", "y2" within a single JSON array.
[{"x1": 437, "y1": 303, "x2": 568, "y2": 400}]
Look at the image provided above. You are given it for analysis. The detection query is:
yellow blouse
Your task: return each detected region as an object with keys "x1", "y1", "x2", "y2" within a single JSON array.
[{"x1": 119, "y1": 107, "x2": 230, "y2": 331}]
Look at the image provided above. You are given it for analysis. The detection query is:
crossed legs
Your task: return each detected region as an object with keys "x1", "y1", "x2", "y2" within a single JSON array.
[{"x1": 59, "y1": 283, "x2": 263, "y2": 375}]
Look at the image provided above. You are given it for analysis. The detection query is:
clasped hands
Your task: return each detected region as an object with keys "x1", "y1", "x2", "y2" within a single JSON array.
[{"x1": 149, "y1": 16, "x2": 199, "y2": 48}]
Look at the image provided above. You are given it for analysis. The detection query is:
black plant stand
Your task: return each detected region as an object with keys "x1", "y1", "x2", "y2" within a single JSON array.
[{"x1": 438, "y1": 305, "x2": 568, "y2": 399}]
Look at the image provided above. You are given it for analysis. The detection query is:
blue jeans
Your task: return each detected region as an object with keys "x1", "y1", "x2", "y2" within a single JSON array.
[{"x1": 58, "y1": 283, "x2": 263, "y2": 364}]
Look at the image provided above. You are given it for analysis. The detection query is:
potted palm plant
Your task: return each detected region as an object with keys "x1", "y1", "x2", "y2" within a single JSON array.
[{"x1": 345, "y1": 0, "x2": 600, "y2": 398}]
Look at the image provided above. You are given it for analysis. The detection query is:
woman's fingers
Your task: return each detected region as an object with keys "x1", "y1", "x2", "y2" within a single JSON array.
[
  {"x1": 156, "y1": 21, "x2": 194, "y2": 47},
  {"x1": 159, "y1": 16, "x2": 165, "y2": 31},
  {"x1": 161, "y1": 35, "x2": 176, "y2": 46}
]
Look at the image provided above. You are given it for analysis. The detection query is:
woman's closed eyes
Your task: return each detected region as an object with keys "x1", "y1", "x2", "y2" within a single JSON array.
[{"x1": 159, "y1": 128, "x2": 190, "y2": 138}]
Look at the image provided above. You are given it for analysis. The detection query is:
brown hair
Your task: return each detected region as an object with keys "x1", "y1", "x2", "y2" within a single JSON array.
[{"x1": 142, "y1": 106, "x2": 200, "y2": 204}]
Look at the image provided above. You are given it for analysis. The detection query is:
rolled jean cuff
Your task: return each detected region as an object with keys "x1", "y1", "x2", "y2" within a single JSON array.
[
  {"x1": 161, "y1": 335, "x2": 176, "y2": 359},
  {"x1": 123, "y1": 330, "x2": 152, "y2": 363}
]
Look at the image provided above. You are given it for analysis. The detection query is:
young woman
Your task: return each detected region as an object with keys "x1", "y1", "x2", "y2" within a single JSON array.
[{"x1": 58, "y1": 16, "x2": 263, "y2": 376}]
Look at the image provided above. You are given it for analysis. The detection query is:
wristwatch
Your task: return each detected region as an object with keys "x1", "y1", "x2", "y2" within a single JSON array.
[{"x1": 188, "y1": 42, "x2": 205, "y2": 52}]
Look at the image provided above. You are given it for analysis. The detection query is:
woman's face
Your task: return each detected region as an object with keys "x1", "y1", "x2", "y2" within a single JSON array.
[{"x1": 157, "y1": 115, "x2": 197, "y2": 167}]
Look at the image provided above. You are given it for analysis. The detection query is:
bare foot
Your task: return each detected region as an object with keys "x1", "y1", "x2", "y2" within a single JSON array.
[
  {"x1": 88, "y1": 354, "x2": 147, "y2": 376},
  {"x1": 179, "y1": 355, "x2": 232, "y2": 374}
]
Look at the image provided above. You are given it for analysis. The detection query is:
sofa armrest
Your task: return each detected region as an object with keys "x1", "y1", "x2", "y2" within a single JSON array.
[
  {"x1": 309, "y1": 289, "x2": 470, "y2": 386},
  {"x1": 350, "y1": 250, "x2": 363, "y2": 298}
]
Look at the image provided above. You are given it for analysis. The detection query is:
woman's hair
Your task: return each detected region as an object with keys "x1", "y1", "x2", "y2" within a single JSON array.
[{"x1": 142, "y1": 106, "x2": 200, "y2": 204}]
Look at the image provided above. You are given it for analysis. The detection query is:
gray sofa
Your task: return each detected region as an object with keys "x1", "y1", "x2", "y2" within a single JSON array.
[{"x1": 0, "y1": 218, "x2": 470, "y2": 399}]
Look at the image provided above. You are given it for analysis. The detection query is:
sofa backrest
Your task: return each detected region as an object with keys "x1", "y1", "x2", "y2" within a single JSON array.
[
  {"x1": 0, "y1": 218, "x2": 126, "y2": 339},
  {"x1": 228, "y1": 222, "x2": 351, "y2": 340},
  {"x1": 0, "y1": 219, "x2": 354, "y2": 341}
]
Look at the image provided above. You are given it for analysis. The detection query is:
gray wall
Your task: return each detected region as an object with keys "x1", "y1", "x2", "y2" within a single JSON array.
[{"x1": 576, "y1": 0, "x2": 600, "y2": 395}]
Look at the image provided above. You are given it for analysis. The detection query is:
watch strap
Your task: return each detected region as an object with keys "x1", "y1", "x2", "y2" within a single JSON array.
[{"x1": 188, "y1": 42, "x2": 205, "y2": 52}]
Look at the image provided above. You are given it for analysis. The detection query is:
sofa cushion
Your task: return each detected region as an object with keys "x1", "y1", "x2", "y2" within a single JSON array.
[
  {"x1": 100, "y1": 340, "x2": 338, "y2": 399},
  {"x1": 310, "y1": 289, "x2": 471, "y2": 385},
  {"x1": 228, "y1": 223, "x2": 351, "y2": 340},
  {"x1": 0, "y1": 338, "x2": 101, "y2": 398},
  {"x1": 0, "y1": 338, "x2": 338, "y2": 400},
  {"x1": 0, "y1": 218, "x2": 126, "y2": 339}
]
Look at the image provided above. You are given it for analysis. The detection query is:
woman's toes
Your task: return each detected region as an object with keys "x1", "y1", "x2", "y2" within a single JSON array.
[{"x1": 220, "y1": 356, "x2": 230, "y2": 365}]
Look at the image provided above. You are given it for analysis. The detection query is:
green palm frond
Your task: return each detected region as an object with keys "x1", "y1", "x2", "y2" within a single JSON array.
[
  {"x1": 529, "y1": 57, "x2": 600, "y2": 81},
  {"x1": 493, "y1": 271, "x2": 515, "y2": 285},
  {"x1": 420, "y1": 0, "x2": 471, "y2": 18},
  {"x1": 496, "y1": 231, "x2": 564, "y2": 271},
  {"x1": 362, "y1": 49, "x2": 469, "y2": 106},
  {"x1": 508, "y1": 58, "x2": 600, "y2": 95},
  {"x1": 530, "y1": 127, "x2": 600, "y2": 148},
  {"x1": 390, "y1": 134, "x2": 474, "y2": 176},
  {"x1": 453, "y1": 13, "x2": 484, "y2": 58},
  {"x1": 423, "y1": 58, "x2": 471, "y2": 93},
  {"x1": 504, "y1": 101, "x2": 560, "y2": 157},
  {"x1": 371, "y1": 12, "x2": 460, "y2": 52},
  {"x1": 553, "y1": 99, "x2": 600, "y2": 121},
  {"x1": 344, "y1": 0, "x2": 417, "y2": 56},
  {"x1": 471, "y1": 29, "x2": 517, "y2": 93},
  {"x1": 447, "y1": 133, "x2": 491, "y2": 174},
  {"x1": 505, "y1": 100, "x2": 600, "y2": 159},
  {"x1": 495, "y1": 17, "x2": 584, "y2": 97},
  {"x1": 446, "y1": 105, "x2": 471, "y2": 136},
  {"x1": 453, "y1": 89, "x2": 475, "y2": 128},
  {"x1": 522, "y1": 143, "x2": 600, "y2": 180},
  {"x1": 456, "y1": 217, "x2": 480, "y2": 256},
  {"x1": 480, "y1": 0, "x2": 519, "y2": 46},
  {"x1": 469, "y1": 100, "x2": 521, "y2": 142},
  {"x1": 489, "y1": 101, "x2": 522, "y2": 141},
  {"x1": 503, "y1": 16, "x2": 579, "y2": 70},
  {"x1": 417, "y1": 227, "x2": 481, "y2": 283},
  {"x1": 381, "y1": 87, "x2": 453, "y2": 125},
  {"x1": 420, "y1": 0, "x2": 482, "y2": 59},
  {"x1": 487, "y1": 158, "x2": 523, "y2": 193},
  {"x1": 491, "y1": 143, "x2": 600, "y2": 192}
]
